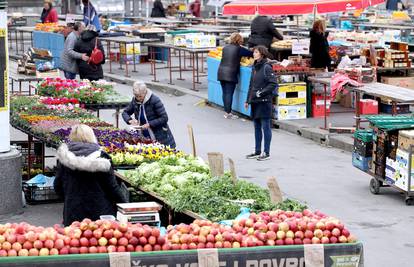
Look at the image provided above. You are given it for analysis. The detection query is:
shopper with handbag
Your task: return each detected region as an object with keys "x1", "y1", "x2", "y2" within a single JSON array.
[
  {"x1": 74, "y1": 25, "x2": 105, "y2": 81},
  {"x1": 54, "y1": 124, "x2": 128, "y2": 226}
]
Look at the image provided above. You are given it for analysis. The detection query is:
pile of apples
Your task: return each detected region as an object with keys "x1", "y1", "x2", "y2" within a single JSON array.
[
  {"x1": 166, "y1": 209, "x2": 357, "y2": 249},
  {"x1": 0, "y1": 210, "x2": 357, "y2": 257},
  {"x1": 0, "y1": 219, "x2": 166, "y2": 257}
]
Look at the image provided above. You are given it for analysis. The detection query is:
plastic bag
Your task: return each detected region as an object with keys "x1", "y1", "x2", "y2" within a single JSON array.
[{"x1": 219, "y1": 207, "x2": 251, "y2": 226}]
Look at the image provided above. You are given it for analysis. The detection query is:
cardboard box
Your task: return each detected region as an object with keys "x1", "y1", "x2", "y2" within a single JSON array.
[
  {"x1": 275, "y1": 105, "x2": 306, "y2": 120},
  {"x1": 278, "y1": 91, "x2": 306, "y2": 106},
  {"x1": 399, "y1": 130, "x2": 414, "y2": 151},
  {"x1": 381, "y1": 76, "x2": 414, "y2": 89},
  {"x1": 278, "y1": 82, "x2": 306, "y2": 93},
  {"x1": 340, "y1": 93, "x2": 353, "y2": 108},
  {"x1": 388, "y1": 153, "x2": 414, "y2": 191},
  {"x1": 120, "y1": 43, "x2": 141, "y2": 55}
]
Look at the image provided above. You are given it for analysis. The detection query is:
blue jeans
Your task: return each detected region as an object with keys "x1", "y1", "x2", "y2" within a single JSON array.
[
  {"x1": 64, "y1": 71, "x2": 76, "y2": 79},
  {"x1": 254, "y1": 118, "x2": 272, "y2": 155},
  {"x1": 220, "y1": 81, "x2": 237, "y2": 114}
]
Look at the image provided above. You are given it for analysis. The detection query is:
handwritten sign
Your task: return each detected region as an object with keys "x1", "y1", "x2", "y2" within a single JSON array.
[
  {"x1": 65, "y1": 14, "x2": 76, "y2": 24},
  {"x1": 292, "y1": 39, "x2": 310, "y2": 55}
]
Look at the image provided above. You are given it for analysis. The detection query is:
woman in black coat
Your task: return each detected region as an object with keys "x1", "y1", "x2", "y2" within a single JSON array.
[
  {"x1": 122, "y1": 82, "x2": 176, "y2": 148},
  {"x1": 151, "y1": 0, "x2": 166, "y2": 17},
  {"x1": 218, "y1": 33, "x2": 253, "y2": 119},
  {"x1": 309, "y1": 20, "x2": 331, "y2": 69},
  {"x1": 74, "y1": 26, "x2": 105, "y2": 81},
  {"x1": 248, "y1": 15, "x2": 283, "y2": 49},
  {"x1": 54, "y1": 125, "x2": 128, "y2": 226},
  {"x1": 245, "y1": 46, "x2": 278, "y2": 161}
]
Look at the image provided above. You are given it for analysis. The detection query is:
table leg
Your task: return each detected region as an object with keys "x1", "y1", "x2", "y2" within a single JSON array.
[
  {"x1": 28, "y1": 134, "x2": 33, "y2": 180},
  {"x1": 19, "y1": 81, "x2": 22, "y2": 95},
  {"x1": 168, "y1": 48, "x2": 173, "y2": 85},
  {"x1": 31, "y1": 32, "x2": 33, "y2": 47},
  {"x1": 201, "y1": 53, "x2": 205, "y2": 73},
  {"x1": 11, "y1": 79, "x2": 14, "y2": 94},
  {"x1": 195, "y1": 52, "x2": 200, "y2": 84},
  {"x1": 392, "y1": 101, "x2": 397, "y2": 116},
  {"x1": 115, "y1": 108, "x2": 120, "y2": 128},
  {"x1": 8, "y1": 29, "x2": 11, "y2": 50},
  {"x1": 132, "y1": 43, "x2": 137, "y2": 73},
  {"x1": 108, "y1": 40, "x2": 113, "y2": 74},
  {"x1": 119, "y1": 42, "x2": 124, "y2": 70},
  {"x1": 324, "y1": 84, "x2": 327, "y2": 130},
  {"x1": 178, "y1": 50, "x2": 184, "y2": 80},
  {"x1": 97, "y1": 109, "x2": 100, "y2": 118},
  {"x1": 355, "y1": 92, "x2": 361, "y2": 130},
  {"x1": 192, "y1": 53, "x2": 196, "y2": 91},
  {"x1": 20, "y1": 31, "x2": 24, "y2": 54},
  {"x1": 15, "y1": 30, "x2": 18, "y2": 53}
]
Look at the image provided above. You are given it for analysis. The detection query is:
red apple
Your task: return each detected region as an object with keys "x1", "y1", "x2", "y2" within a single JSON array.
[
  {"x1": 83, "y1": 230, "x2": 93, "y2": 239},
  {"x1": 33, "y1": 240, "x2": 43, "y2": 250},
  {"x1": 331, "y1": 228, "x2": 341, "y2": 237},
  {"x1": 314, "y1": 229, "x2": 323, "y2": 239},
  {"x1": 107, "y1": 245, "x2": 117, "y2": 253},
  {"x1": 69, "y1": 247, "x2": 80, "y2": 254},
  {"x1": 303, "y1": 238, "x2": 312, "y2": 245},
  {"x1": 135, "y1": 245, "x2": 143, "y2": 252},
  {"x1": 144, "y1": 244, "x2": 153, "y2": 252},
  {"x1": 312, "y1": 237, "x2": 320, "y2": 244},
  {"x1": 286, "y1": 230, "x2": 295, "y2": 239},
  {"x1": 347, "y1": 235, "x2": 357, "y2": 243},
  {"x1": 275, "y1": 239, "x2": 284, "y2": 246},
  {"x1": 98, "y1": 246, "x2": 107, "y2": 253},
  {"x1": 29, "y1": 248, "x2": 39, "y2": 256},
  {"x1": 284, "y1": 238, "x2": 294, "y2": 245},
  {"x1": 8, "y1": 249, "x2": 17, "y2": 257},
  {"x1": 98, "y1": 237, "x2": 107, "y2": 247},
  {"x1": 139, "y1": 236, "x2": 147, "y2": 245},
  {"x1": 117, "y1": 246, "x2": 126, "y2": 253},
  {"x1": 278, "y1": 222, "x2": 289, "y2": 232},
  {"x1": 89, "y1": 246, "x2": 98, "y2": 254},
  {"x1": 329, "y1": 236, "x2": 338, "y2": 244},
  {"x1": 89, "y1": 237, "x2": 98, "y2": 247},
  {"x1": 18, "y1": 249, "x2": 29, "y2": 257},
  {"x1": 276, "y1": 231, "x2": 285, "y2": 240},
  {"x1": 338, "y1": 236, "x2": 348, "y2": 243},
  {"x1": 342, "y1": 228, "x2": 350, "y2": 237},
  {"x1": 39, "y1": 248, "x2": 49, "y2": 256},
  {"x1": 93, "y1": 229, "x2": 102, "y2": 239}
]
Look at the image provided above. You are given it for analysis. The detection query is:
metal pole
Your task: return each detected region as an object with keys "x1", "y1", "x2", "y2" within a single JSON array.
[{"x1": 0, "y1": 4, "x2": 10, "y2": 153}]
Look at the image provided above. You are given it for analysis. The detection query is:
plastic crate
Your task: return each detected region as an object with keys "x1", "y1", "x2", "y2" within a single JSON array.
[
  {"x1": 22, "y1": 184, "x2": 61, "y2": 204},
  {"x1": 354, "y1": 138, "x2": 373, "y2": 157},
  {"x1": 352, "y1": 152, "x2": 372, "y2": 172},
  {"x1": 354, "y1": 129, "x2": 374, "y2": 143},
  {"x1": 10, "y1": 140, "x2": 44, "y2": 180},
  {"x1": 380, "y1": 103, "x2": 410, "y2": 114}
]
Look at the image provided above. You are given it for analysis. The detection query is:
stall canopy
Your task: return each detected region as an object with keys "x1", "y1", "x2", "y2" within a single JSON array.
[{"x1": 223, "y1": 0, "x2": 385, "y2": 15}]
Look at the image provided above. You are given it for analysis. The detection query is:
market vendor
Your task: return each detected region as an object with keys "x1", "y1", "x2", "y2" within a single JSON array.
[
  {"x1": 151, "y1": 0, "x2": 166, "y2": 18},
  {"x1": 40, "y1": 0, "x2": 58, "y2": 23},
  {"x1": 309, "y1": 19, "x2": 331, "y2": 69},
  {"x1": 122, "y1": 82, "x2": 176, "y2": 148},
  {"x1": 54, "y1": 124, "x2": 128, "y2": 226},
  {"x1": 248, "y1": 15, "x2": 283, "y2": 49}
]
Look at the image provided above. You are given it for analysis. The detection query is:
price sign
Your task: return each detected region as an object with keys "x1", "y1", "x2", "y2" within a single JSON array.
[
  {"x1": 292, "y1": 39, "x2": 310, "y2": 55},
  {"x1": 66, "y1": 14, "x2": 76, "y2": 24}
]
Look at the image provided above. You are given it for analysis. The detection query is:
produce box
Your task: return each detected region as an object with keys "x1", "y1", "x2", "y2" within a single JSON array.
[
  {"x1": 381, "y1": 76, "x2": 414, "y2": 89},
  {"x1": 275, "y1": 105, "x2": 306, "y2": 121},
  {"x1": 379, "y1": 102, "x2": 410, "y2": 114},
  {"x1": 0, "y1": 243, "x2": 364, "y2": 267},
  {"x1": 278, "y1": 83, "x2": 306, "y2": 93},
  {"x1": 277, "y1": 91, "x2": 306, "y2": 106},
  {"x1": 120, "y1": 43, "x2": 141, "y2": 55},
  {"x1": 386, "y1": 154, "x2": 414, "y2": 192},
  {"x1": 352, "y1": 152, "x2": 372, "y2": 172},
  {"x1": 312, "y1": 104, "x2": 330, "y2": 118},
  {"x1": 398, "y1": 130, "x2": 414, "y2": 151}
]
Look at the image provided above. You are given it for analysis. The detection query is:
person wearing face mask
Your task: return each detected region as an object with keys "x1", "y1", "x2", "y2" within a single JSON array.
[
  {"x1": 41, "y1": 0, "x2": 58, "y2": 23},
  {"x1": 122, "y1": 82, "x2": 176, "y2": 148},
  {"x1": 244, "y1": 46, "x2": 278, "y2": 161}
]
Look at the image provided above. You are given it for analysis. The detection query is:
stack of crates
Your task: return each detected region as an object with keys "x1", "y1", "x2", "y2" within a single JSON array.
[
  {"x1": 275, "y1": 82, "x2": 307, "y2": 120},
  {"x1": 372, "y1": 128, "x2": 399, "y2": 178},
  {"x1": 352, "y1": 130, "x2": 373, "y2": 171}
]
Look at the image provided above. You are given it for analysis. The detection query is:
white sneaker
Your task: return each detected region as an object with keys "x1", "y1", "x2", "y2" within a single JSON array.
[{"x1": 230, "y1": 114, "x2": 239, "y2": 119}]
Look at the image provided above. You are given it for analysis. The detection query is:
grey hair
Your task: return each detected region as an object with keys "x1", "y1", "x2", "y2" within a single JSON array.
[
  {"x1": 86, "y1": 24, "x2": 96, "y2": 32},
  {"x1": 133, "y1": 81, "x2": 147, "y2": 94}
]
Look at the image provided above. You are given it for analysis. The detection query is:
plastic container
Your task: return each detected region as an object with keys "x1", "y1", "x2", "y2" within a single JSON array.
[
  {"x1": 100, "y1": 215, "x2": 116, "y2": 221},
  {"x1": 352, "y1": 152, "x2": 372, "y2": 172},
  {"x1": 359, "y1": 99, "x2": 378, "y2": 115},
  {"x1": 22, "y1": 184, "x2": 61, "y2": 204}
]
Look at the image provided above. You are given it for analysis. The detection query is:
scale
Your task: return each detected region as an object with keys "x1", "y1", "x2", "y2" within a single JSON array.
[{"x1": 116, "y1": 202, "x2": 162, "y2": 226}]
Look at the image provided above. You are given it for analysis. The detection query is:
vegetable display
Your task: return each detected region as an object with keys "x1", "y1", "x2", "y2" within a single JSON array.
[{"x1": 123, "y1": 156, "x2": 306, "y2": 221}]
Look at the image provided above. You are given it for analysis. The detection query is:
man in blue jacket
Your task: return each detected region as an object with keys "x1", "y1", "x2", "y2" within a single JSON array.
[
  {"x1": 122, "y1": 82, "x2": 176, "y2": 148},
  {"x1": 82, "y1": 0, "x2": 102, "y2": 32}
]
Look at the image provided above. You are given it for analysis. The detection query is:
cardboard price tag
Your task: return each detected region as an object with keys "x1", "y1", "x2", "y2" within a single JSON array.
[
  {"x1": 304, "y1": 244, "x2": 324, "y2": 267},
  {"x1": 198, "y1": 248, "x2": 219, "y2": 267},
  {"x1": 109, "y1": 252, "x2": 131, "y2": 267},
  {"x1": 292, "y1": 40, "x2": 310, "y2": 55}
]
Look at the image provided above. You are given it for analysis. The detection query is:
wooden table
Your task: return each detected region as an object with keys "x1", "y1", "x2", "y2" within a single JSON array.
[
  {"x1": 9, "y1": 70, "x2": 42, "y2": 95},
  {"x1": 147, "y1": 42, "x2": 212, "y2": 91},
  {"x1": 99, "y1": 36, "x2": 158, "y2": 77},
  {"x1": 347, "y1": 82, "x2": 414, "y2": 129}
]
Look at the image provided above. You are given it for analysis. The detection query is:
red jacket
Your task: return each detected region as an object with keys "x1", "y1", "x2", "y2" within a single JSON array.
[
  {"x1": 190, "y1": 1, "x2": 201, "y2": 17},
  {"x1": 43, "y1": 8, "x2": 58, "y2": 23}
]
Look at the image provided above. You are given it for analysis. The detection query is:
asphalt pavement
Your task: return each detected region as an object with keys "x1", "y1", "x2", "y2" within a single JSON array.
[{"x1": 9, "y1": 82, "x2": 414, "y2": 267}]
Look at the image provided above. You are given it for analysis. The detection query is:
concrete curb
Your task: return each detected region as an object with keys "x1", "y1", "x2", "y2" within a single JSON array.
[{"x1": 104, "y1": 71, "x2": 354, "y2": 152}]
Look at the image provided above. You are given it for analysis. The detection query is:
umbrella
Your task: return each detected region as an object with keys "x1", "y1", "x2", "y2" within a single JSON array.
[{"x1": 223, "y1": 0, "x2": 385, "y2": 15}]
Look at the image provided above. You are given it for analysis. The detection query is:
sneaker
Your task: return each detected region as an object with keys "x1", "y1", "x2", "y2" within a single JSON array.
[
  {"x1": 246, "y1": 152, "x2": 261, "y2": 159},
  {"x1": 257, "y1": 153, "x2": 270, "y2": 161},
  {"x1": 230, "y1": 113, "x2": 239, "y2": 119},
  {"x1": 224, "y1": 113, "x2": 231, "y2": 119}
]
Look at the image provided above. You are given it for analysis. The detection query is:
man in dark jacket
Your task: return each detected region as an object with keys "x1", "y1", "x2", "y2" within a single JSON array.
[
  {"x1": 54, "y1": 126, "x2": 128, "y2": 226},
  {"x1": 122, "y1": 82, "x2": 176, "y2": 148},
  {"x1": 151, "y1": 0, "x2": 166, "y2": 17},
  {"x1": 248, "y1": 15, "x2": 283, "y2": 49},
  {"x1": 74, "y1": 25, "x2": 105, "y2": 81}
]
